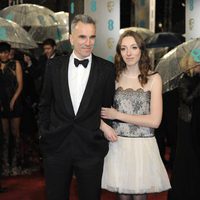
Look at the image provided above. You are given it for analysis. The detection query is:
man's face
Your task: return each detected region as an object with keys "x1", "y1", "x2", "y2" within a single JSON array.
[
  {"x1": 70, "y1": 21, "x2": 96, "y2": 59},
  {"x1": 43, "y1": 44, "x2": 55, "y2": 58}
]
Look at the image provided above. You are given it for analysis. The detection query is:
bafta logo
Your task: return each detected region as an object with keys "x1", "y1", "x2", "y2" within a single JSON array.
[
  {"x1": 107, "y1": 37, "x2": 115, "y2": 49},
  {"x1": 107, "y1": 0, "x2": 114, "y2": 13},
  {"x1": 189, "y1": 18, "x2": 194, "y2": 30}
]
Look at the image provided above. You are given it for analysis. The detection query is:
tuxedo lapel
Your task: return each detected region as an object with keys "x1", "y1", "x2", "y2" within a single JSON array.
[
  {"x1": 60, "y1": 56, "x2": 75, "y2": 117},
  {"x1": 76, "y1": 55, "x2": 97, "y2": 118}
]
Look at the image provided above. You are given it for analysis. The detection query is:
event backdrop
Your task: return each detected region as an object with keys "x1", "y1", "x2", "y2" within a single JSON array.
[
  {"x1": 134, "y1": 0, "x2": 155, "y2": 33},
  {"x1": 185, "y1": 0, "x2": 200, "y2": 40},
  {"x1": 84, "y1": 0, "x2": 120, "y2": 62}
]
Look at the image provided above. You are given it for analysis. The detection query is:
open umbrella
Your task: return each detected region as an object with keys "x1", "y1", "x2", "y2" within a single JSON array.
[
  {"x1": 29, "y1": 25, "x2": 69, "y2": 44},
  {"x1": 0, "y1": 4, "x2": 58, "y2": 27},
  {"x1": 55, "y1": 11, "x2": 69, "y2": 27},
  {"x1": 146, "y1": 32, "x2": 185, "y2": 48},
  {"x1": 119, "y1": 27, "x2": 154, "y2": 41},
  {"x1": 29, "y1": 11, "x2": 69, "y2": 43},
  {"x1": 0, "y1": 17, "x2": 37, "y2": 49},
  {"x1": 156, "y1": 38, "x2": 200, "y2": 92}
]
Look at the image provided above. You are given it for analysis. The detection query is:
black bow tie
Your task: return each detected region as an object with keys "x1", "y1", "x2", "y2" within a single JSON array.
[{"x1": 74, "y1": 58, "x2": 89, "y2": 68}]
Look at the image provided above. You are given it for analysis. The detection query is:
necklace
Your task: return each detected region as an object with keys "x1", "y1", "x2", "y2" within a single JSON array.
[{"x1": 122, "y1": 72, "x2": 139, "y2": 79}]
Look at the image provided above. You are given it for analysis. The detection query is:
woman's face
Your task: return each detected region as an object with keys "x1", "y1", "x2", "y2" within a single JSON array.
[
  {"x1": 0, "y1": 51, "x2": 10, "y2": 62},
  {"x1": 120, "y1": 36, "x2": 141, "y2": 67}
]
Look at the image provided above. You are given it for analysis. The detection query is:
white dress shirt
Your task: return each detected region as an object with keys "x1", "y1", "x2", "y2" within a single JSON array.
[{"x1": 68, "y1": 52, "x2": 92, "y2": 115}]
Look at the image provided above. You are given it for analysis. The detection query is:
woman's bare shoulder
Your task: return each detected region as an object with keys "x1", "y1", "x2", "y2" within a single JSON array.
[
  {"x1": 148, "y1": 71, "x2": 161, "y2": 80},
  {"x1": 146, "y1": 71, "x2": 162, "y2": 91}
]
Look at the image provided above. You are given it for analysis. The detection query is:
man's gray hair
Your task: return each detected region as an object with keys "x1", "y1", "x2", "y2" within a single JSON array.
[{"x1": 71, "y1": 14, "x2": 96, "y2": 33}]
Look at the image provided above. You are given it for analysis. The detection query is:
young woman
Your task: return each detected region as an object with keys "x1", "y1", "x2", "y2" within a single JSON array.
[
  {"x1": 101, "y1": 31, "x2": 171, "y2": 200},
  {"x1": 0, "y1": 42, "x2": 23, "y2": 176}
]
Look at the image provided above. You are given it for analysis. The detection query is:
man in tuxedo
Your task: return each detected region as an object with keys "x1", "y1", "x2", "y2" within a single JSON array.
[{"x1": 38, "y1": 14, "x2": 115, "y2": 200}]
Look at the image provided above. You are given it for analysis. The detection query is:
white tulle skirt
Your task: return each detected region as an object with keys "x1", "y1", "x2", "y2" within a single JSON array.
[{"x1": 101, "y1": 136, "x2": 171, "y2": 194}]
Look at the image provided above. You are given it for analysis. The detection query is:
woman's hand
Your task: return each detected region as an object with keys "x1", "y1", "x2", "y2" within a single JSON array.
[
  {"x1": 103, "y1": 124, "x2": 118, "y2": 142},
  {"x1": 100, "y1": 119, "x2": 118, "y2": 142},
  {"x1": 10, "y1": 98, "x2": 16, "y2": 111},
  {"x1": 101, "y1": 107, "x2": 118, "y2": 120}
]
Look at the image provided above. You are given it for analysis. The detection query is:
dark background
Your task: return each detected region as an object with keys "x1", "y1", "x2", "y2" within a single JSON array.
[{"x1": 0, "y1": 0, "x2": 185, "y2": 34}]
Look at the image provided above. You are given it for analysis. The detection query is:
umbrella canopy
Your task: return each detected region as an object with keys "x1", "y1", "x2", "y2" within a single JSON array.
[
  {"x1": 119, "y1": 27, "x2": 154, "y2": 41},
  {"x1": 55, "y1": 11, "x2": 69, "y2": 27},
  {"x1": 0, "y1": 17, "x2": 38, "y2": 49},
  {"x1": 156, "y1": 38, "x2": 200, "y2": 92},
  {"x1": 146, "y1": 32, "x2": 185, "y2": 48},
  {"x1": 29, "y1": 26, "x2": 69, "y2": 44},
  {"x1": 0, "y1": 4, "x2": 58, "y2": 27},
  {"x1": 29, "y1": 11, "x2": 69, "y2": 43}
]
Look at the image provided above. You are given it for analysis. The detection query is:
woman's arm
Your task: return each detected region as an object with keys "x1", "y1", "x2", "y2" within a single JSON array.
[
  {"x1": 101, "y1": 74, "x2": 163, "y2": 129},
  {"x1": 100, "y1": 119, "x2": 118, "y2": 142},
  {"x1": 10, "y1": 61, "x2": 23, "y2": 111}
]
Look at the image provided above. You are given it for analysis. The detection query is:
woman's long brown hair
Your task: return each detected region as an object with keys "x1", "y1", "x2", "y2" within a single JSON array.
[{"x1": 115, "y1": 30, "x2": 153, "y2": 86}]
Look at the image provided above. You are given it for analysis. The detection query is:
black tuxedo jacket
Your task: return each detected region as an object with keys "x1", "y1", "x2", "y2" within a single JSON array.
[{"x1": 38, "y1": 54, "x2": 115, "y2": 158}]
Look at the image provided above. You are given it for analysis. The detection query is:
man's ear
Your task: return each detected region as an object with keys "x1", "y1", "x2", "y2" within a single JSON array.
[{"x1": 69, "y1": 34, "x2": 73, "y2": 46}]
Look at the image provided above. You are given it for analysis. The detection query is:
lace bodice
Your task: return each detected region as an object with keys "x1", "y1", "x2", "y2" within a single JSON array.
[{"x1": 112, "y1": 87, "x2": 154, "y2": 138}]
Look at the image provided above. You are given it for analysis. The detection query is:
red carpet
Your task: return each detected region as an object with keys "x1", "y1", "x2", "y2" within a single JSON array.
[{"x1": 0, "y1": 172, "x2": 168, "y2": 200}]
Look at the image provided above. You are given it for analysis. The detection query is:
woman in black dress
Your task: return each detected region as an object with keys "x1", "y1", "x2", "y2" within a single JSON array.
[{"x1": 0, "y1": 42, "x2": 23, "y2": 176}]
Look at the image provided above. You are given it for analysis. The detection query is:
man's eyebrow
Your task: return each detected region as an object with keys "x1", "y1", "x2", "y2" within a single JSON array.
[{"x1": 78, "y1": 34, "x2": 96, "y2": 38}]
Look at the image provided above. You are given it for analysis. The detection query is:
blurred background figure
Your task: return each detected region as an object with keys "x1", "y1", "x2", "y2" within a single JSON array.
[
  {"x1": 20, "y1": 51, "x2": 40, "y2": 174},
  {"x1": 191, "y1": 72, "x2": 200, "y2": 164},
  {"x1": 0, "y1": 42, "x2": 23, "y2": 176},
  {"x1": 168, "y1": 65, "x2": 200, "y2": 200},
  {"x1": 0, "y1": 122, "x2": 7, "y2": 192},
  {"x1": 35, "y1": 38, "x2": 61, "y2": 96},
  {"x1": 155, "y1": 89, "x2": 178, "y2": 170}
]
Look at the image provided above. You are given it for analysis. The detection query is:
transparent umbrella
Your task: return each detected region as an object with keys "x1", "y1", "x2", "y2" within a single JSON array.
[
  {"x1": 156, "y1": 38, "x2": 200, "y2": 92},
  {"x1": 29, "y1": 11, "x2": 69, "y2": 43},
  {"x1": 55, "y1": 11, "x2": 69, "y2": 27},
  {"x1": 0, "y1": 17, "x2": 37, "y2": 49},
  {"x1": 119, "y1": 27, "x2": 154, "y2": 41},
  {"x1": 0, "y1": 3, "x2": 58, "y2": 27}
]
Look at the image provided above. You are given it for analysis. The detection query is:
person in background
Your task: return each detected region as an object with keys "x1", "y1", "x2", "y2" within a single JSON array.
[
  {"x1": 36, "y1": 38, "x2": 61, "y2": 96},
  {"x1": 0, "y1": 42, "x2": 23, "y2": 176},
  {"x1": 191, "y1": 68, "x2": 200, "y2": 163},
  {"x1": 19, "y1": 51, "x2": 39, "y2": 173},
  {"x1": 168, "y1": 65, "x2": 200, "y2": 200},
  {"x1": 155, "y1": 89, "x2": 179, "y2": 170},
  {"x1": 0, "y1": 123, "x2": 7, "y2": 192},
  {"x1": 101, "y1": 30, "x2": 171, "y2": 200},
  {"x1": 22, "y1": 51, "x2": 39, "y2": 110},
  {"x1": 38, "y1": 14, "x2": 115, "y2": 200}
]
